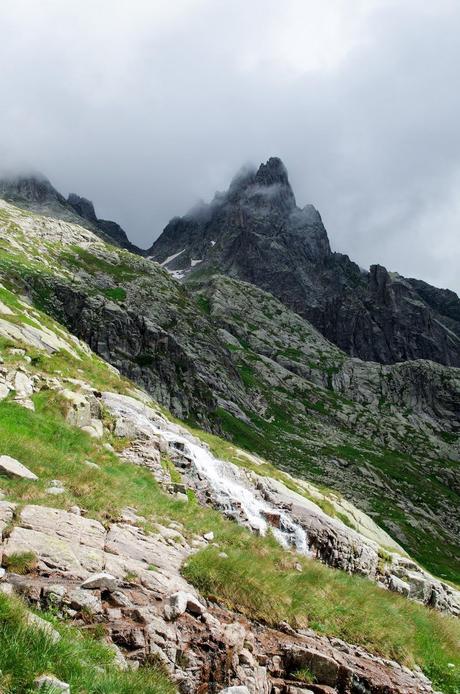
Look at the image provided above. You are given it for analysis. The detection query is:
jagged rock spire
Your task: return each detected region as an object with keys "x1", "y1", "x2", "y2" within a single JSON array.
[{"x1": 255, "y1": 156, "x2": 290, "y2": 187}]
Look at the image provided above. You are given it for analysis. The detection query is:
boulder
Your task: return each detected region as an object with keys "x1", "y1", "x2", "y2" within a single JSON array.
[
  {"x1": 84, "y1": 460, "x2": 100, "y2": 469},
  {"x1": 60, "y1": 389, "x2": 91, "y2": 428},
  {"x1": 0, "y1": 455, "x2": 38, "y2": 480},
  {"x1": 168, "y1": 591, "x2": 205, "y2": 619},
  {"x1": 218, "y1": 688, "x2": 250, "y2": 694},
  {"x1": 81, "y1": 419, "x2": 104, "y2": 438},
  {"x1": 27, "y1": 612, "x2": 61, "y2": 644},
  {"x1": 0, "y1": 500, "x2": 15, "y2": 535},
  {"x1": 68, "y1": 588, "x2": 102, "y2": 614},
  {"x1": 42, "y1": 584, "x2": 67, "y2": 604},
  {"x1": 389, "y1": 574, "x2": 410, "y2": 596},
  {"x1": 34, "y1": 675, "x2": 70, "y2": 693},
  {"x1": 46, "y1": 486, "x2": 65, "y2": 495},
  {"x1": 13, "y1": 371, "x2": 34, "y2": 398},
  {"x1": 81, "y1": 572, "x2": 117, "y2": 592}
]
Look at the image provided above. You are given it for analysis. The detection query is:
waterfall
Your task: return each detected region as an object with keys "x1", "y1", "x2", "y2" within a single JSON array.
[{"x1": 103, "y1": 392, "x2": 309, "y2": 555}]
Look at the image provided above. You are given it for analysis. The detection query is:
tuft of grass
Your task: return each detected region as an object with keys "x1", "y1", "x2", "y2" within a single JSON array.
[
  {"x1": 0, "y1": 593, "x2": 173, "y2": 693},
  {"x1": 292, "y1": 666, "x2": 315, "y2": 684},
  {"x1": 2, "y1": 551, "x2": 38, "y2": 575},
  {"x1": 103, "y1": 287, "x2": 127, "y2": 302},
  {"x1": 160, "y1": 457, "x2": 182, "y2": 484}
]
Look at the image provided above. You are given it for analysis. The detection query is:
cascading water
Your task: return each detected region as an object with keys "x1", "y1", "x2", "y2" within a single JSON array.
[{"x1": 103, "y1": 392, "x2": 309, "y2": 555}]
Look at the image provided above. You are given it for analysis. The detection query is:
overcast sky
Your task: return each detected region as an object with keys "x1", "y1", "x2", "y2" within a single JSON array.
[{"x1": 0, "y1": 0, "x2": 459, "y2": 293}]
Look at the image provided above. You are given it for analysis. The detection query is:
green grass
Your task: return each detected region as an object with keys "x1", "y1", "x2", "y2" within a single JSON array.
[
  {"x1": 0, "y1": 351, "x2": 459, "y2": 692},
  {"x1": 60, "y1": 247, "x2": 138, "y2": 282},
  {"x1": 0, "y1": 593, "x2": 173, "y2": 694},
  {"x1": 183, "y1": 541, "x2": 460, "y2": 694},
  {"x1": 103, "y1": 287, "x2": 127, "y2": 302},
  {"x1": 292, "y1": 666, "x2": 315, "y2": 684},
  {"x1": 196, "y1": 295, "x2": 211, "y2": 315},
  {"x1": 2, "y1": 551, "x2": 38, "y2": 575}
]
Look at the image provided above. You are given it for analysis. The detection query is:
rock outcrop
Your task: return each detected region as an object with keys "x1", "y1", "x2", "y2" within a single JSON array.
[
  {"x1": 101, "y1": 390, "x2": 460, "y2": 617},
  {"x1": 1, "y1": 501, "x2": 436, "y2": 693}
]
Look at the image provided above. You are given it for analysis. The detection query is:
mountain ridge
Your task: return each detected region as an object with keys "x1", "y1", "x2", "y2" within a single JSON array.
[
  {"x1": 0, "y1": 172, "x2": 144, "y2": 255},
  {"x1": 149, "y1": 157, "x2": 460, "y2": 367}
]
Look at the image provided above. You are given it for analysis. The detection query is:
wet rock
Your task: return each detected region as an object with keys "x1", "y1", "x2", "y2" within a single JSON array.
[{"x1": 262, "y1": 511, "x2": 282, "y2": 528}]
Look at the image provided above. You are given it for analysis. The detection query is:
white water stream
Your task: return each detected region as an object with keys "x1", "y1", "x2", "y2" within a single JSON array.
[{"x1": 103, "y1": 392, "x2": 309, "y2": 555}]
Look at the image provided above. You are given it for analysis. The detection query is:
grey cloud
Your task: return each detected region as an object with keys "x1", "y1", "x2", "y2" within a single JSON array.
[{"x1": 0, "y1": 1, "x2": 459, "y2": 292}]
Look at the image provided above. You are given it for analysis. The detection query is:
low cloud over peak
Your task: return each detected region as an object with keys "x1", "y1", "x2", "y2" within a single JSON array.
[{"x1": 0, "y1": 1, "x2": 459, "y2": 293}]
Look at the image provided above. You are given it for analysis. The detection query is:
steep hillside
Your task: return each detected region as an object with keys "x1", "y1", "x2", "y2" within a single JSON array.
[
  {"x1": 0, "y1": 277, "x2": 459, "y2": 694},
  {"x1": 0, "y1": 198, "x2": 458, "y2": 584},
  {"x1": 149, "y1": 157, "x2": 460, "y2": 367}
]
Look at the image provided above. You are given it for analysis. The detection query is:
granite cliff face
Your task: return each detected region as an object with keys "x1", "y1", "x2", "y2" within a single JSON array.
[{"x1": 149, "y1": 157, "x2": 460, "y2": 367}]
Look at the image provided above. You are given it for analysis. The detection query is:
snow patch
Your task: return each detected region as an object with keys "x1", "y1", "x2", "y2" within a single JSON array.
[
  {"x1": 190, "y1": 258, "x2": 202, "y2": 267},
  {"x1": 161, "y1": 248, "x2": 186, "y2": 267}
]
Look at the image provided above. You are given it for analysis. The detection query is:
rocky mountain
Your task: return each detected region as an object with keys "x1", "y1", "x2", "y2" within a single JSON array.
[
  {"x1": 149, "y1": 157, "x2": 460, "y2": 367},
  {"x1": 0, "y1": 195, "x2": 459, "y2": 584},
  {"x1": 0, "y1": 172, "x2": 143, "y2": 254},
  {"x1": 0, "y1": 229, "x2": 459, "y2": 694},
  {"x1": 0, "y1": 192, "x2": 459, "y2": 692}
]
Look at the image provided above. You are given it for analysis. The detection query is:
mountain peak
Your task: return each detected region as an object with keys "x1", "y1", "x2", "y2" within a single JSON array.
[
  {"x1": 255, "y1": 156, "x2": 289, "y2": 187},
  {"x1": 0, "y1": 171, "x2": 62, "y2": 204},
  {"x1": 67, "y1": 193, "x2": 97, "y2": 223}
]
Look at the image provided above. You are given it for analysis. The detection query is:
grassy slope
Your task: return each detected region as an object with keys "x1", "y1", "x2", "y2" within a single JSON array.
[
  {"x1": 0, "y1": 396, "x2": 459, "y2": 693},
  {"x1": 0, "y1": 296, "x2": 458, "y2": 692},
  {"x1": 189, "y1": 276, "x2": 460, "y2": 583},
  {"x1": 1, "y1": 202, "x2": 459, "y2": 581},
  {"x1": 0, "y1": 593, "x2": 173, "y2": 694}
]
